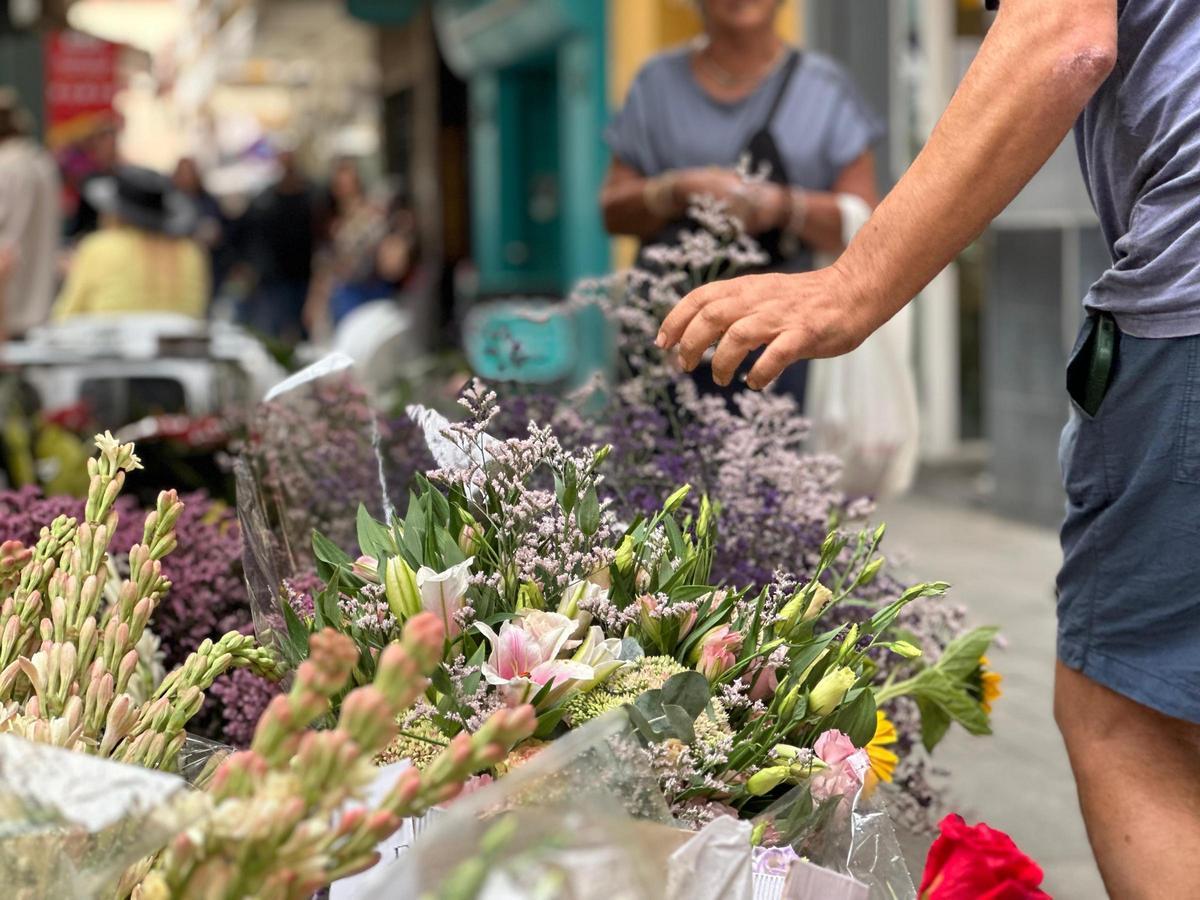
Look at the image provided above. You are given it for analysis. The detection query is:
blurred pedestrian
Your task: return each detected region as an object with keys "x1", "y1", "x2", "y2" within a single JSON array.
[
  {"x1": 173, "y1": 156, "x2": 229, "y2": 296},
  {"x1": 304, "y1": 159, "x2": 420, "y2": 335},
  {"x1": 53, "y1": 165, "x2": 208, "y2": 320},
  {"x1": 601, "y1": 0, "x2": 883, "y2": 403},
  {"x1": 239, "y1": 148, "x2": 320, "y2": 344},
  {"x1": 66, "y1": 118, "x2": 120, "y2": 240},
  {"x1": 0, "y1": 89, "x2": 61, "y2": 341}
]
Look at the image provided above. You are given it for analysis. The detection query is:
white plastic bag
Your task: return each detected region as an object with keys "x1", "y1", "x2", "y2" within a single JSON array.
[{"x1": 808, "y1": 196, "x2": 920, "y2": 499}]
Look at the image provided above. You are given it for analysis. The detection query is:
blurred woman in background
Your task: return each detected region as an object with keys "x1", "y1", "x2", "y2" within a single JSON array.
[
  {"x1": 601, "y1": 0, "x2": 883, "y2": 402},
  {"x1": 54, "y1": 165, "x2": 208, "y2": 320},
  {"x1": 304, "y1": 157, "x2": 420, "y2": 336}
]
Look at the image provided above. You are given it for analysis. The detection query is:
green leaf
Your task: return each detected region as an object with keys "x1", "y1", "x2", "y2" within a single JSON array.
[
  {"x1": 429, "y1": 664, "x2": 455, "y2": 698},
  {"x1": 312, "y1": 530, "x2": 353, "y2": 582},
  {"x1": 312, "y1": 572, "x2": 342, "y2": 631},
  {"x1": 528, "y1": 679, "x2": 556, "y2": 710},
  {"x1": 935, "y1": 626, "x2": 1001, "y2": 683},
  {"x1": 916, "y1": 696, "x2": 953, "y2": 752},
  {"x1": 356, "y1": 504, "x2": 396, "y2": 561},
  {"x1": 660, "y1": 671, "x2": 710, "y2": 719},
  {"x1": 281, "y1": 594, "x2": 312, "y2": 664},
  {"x1": 661, "y1": 704, "x2": 697, "y2": 744},
  {"x1": 832, "y1": 688, "x2": 877, "y2": 747},
  {"x1": 428, "y1": 484, "x2": 452, "y2": 526},
  {"x1": 555, "y1": 463, "x2": 578, "y2": 515},
  {"x1": 577, "y1": 487, "x2": 601, "y2": 536},
  {"x1": 913, "y1": 669, "x2": 991, "y2": 737},
  {"x1": 626, "y1": 704, "x2": 669, "y2": 743},
  {"x1": 534, "y1": 705, "x2": 569, "y2": 739},
  {"x1": 436, "y1": 527, "x2": 467, "y2": 567}
]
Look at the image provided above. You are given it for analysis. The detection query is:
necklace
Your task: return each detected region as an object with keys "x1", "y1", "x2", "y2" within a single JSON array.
[{"x1": 696, "y1": 40, "x2": 786, "y2": 89}]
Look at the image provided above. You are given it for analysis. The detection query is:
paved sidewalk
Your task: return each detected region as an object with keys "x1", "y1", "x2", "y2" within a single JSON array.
[{"x1": 877, "y1": 490, "x2": 1107, "y2": 900}]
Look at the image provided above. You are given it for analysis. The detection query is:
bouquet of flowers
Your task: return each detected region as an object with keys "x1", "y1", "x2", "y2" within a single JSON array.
[
  {"x1": 255, "y1": 376, "x2": 997, "y2": 891},
  {"x1": 486, "y1": 192, "x2": 992, "y2": 828}
]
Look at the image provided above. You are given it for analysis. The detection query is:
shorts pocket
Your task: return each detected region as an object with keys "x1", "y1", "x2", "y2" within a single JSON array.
[
  {"x1": 1060, "y1": 319, "x2": 1108, "y2": 505},
  {"x1": 1174, "y1": 338, "x2": 1200, "y2": 484}
]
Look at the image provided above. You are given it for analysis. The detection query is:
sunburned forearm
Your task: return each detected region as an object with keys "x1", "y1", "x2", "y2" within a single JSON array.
[
  {"x1": 838, "y1": 0, "x2": 1117, "y2": 327},
  {"x1": 601, "y1": 176, "x2": 672, "y2": 239}
]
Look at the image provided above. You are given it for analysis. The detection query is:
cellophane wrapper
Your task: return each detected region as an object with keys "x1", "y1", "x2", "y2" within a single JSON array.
[
  {"x1": 357, "y1": 712, "x2": 686, "y2": 899},
  {"x1": 235, "y1": 355, "x2": 402, "y2": 650},
  {"x1": 751, "y1": 778, "x2": 915, "y2": 900},
  {"x1": 0, "y1": 735, "x2": 207, "y2": 899}
]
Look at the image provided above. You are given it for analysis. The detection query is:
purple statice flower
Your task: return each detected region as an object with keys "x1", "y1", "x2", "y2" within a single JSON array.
[{"x1": 209, "y1": 667, "x2": 282, "y2": 748}]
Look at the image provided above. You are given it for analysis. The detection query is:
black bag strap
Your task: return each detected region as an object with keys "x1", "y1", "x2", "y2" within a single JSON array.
[{"x1": 759, "y1": 49, "x2": 802, "y2": 135}]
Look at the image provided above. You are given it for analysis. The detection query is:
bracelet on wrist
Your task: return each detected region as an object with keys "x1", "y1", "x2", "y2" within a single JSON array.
[{"x1": 644, "y1": 172, "x2": 680, "y2": 219}]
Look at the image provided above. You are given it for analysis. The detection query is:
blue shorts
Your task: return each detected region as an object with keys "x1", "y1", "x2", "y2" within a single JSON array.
[{"x1": 1058, "y1": 316, "x2": 1200, "y2": 723}]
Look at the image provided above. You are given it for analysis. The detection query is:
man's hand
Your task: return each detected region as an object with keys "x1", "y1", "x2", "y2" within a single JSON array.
[{"x1": 657, "y1": 265, "x2": 871, "y2": 389}]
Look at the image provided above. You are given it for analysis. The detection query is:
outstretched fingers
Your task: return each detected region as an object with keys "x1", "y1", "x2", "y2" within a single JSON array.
[
  {"x1": 709, "y1": 318, "x2": 770, "y2": 386},
  {"x1": 747, "y1": 331, "x2": 808, "y2": 391},
  {"x1": 657, "y1": 280, "x2": 730, "y2": 352},
  {"x1": 674, "y1": 297, "x2": 751, "y2": 372}
]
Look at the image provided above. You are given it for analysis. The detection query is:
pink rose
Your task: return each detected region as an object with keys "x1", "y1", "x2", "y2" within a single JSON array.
[{"x1": 812, "y1": 729, "x2": 870, "y2": 802}]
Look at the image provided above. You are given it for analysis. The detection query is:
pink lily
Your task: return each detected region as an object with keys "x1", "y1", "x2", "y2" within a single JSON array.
[{"x1": 475, "y1": 616, "x2": 595, "y2": 710}]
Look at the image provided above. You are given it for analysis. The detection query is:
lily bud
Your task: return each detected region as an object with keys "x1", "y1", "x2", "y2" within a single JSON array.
[
  {"x1": 890, "y1": 640, "x2": 922, "y2": 659},
  {"x1": 697, "y1": 495, "x2": 714, "y2": 538},
  {"x1": 384, "y1": 556, "x2": 421, "y2": 621},
  {"x1": 352, "y1": 556, "x2": 380, "y2": 584},
  {"x1": 458, "y1": 522, "x2": 484, "y2": 557}
]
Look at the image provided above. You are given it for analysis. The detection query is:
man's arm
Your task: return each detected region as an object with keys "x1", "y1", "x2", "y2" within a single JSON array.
[{"x1": 657, "y1": 0, "x2": 1118, "y2": 389}]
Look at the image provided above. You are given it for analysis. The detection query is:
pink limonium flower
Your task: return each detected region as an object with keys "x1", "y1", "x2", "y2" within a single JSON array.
[
  {"x1": 811, "y1": 729, "x2": 870, "y2": 802},
  {"x1": 416, "y1": 557, "x2": 474, "y2": 639},
  {"x1": 695, "y1": 625, "x2": 743, "y2": 682},
  {"x1": 475, "y1": 613, "x2": 595, "y2": 710}
]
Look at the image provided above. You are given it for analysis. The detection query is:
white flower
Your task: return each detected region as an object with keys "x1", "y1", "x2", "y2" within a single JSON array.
[
  {"x1": 572, "y1": 626, "x2": 625, "y2": 689},
  {"x1": 416, "y1": 557, "x2": 474, "y2": 639}
]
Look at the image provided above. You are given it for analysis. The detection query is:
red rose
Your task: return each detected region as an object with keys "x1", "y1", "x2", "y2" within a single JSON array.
[{"x1": 920, "y1": 814, "x2": 1051, "y2": 899}]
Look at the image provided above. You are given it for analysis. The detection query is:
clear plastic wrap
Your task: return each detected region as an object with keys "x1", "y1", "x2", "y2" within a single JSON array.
[
  {"x1": 356, "y1": 711, "x2": 678, "y2": 900},
  {"x1": 235, "y1": 355, "x2": 407, "y2": 647},
  {"x1": 751, "y1": 781, "x2": 915, "y2": 900},
  {"x1": 0, "y1": 735, "x2": 207, "y2": 899},
  {"x1": 176, "y1": 734, "x2": 235, "y2": 789}
]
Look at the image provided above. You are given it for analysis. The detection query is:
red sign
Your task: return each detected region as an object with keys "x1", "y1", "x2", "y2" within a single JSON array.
[{"x1": 43, "y1": 31, "x2": 120, "y2": 149}]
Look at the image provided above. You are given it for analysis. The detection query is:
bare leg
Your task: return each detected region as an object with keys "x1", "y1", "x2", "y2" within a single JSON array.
[{"x1": 1055, "y1": 661, "x2": 1200, "y2": 899}]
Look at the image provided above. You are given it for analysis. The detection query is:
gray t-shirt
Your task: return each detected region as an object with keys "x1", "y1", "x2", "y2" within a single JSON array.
[
  {"x1": 606, "y1": 46, "x2": 883, "y2": 193},
  {"x1": 1076, "y1": 1, "x2": 1200, "y2": 337}
]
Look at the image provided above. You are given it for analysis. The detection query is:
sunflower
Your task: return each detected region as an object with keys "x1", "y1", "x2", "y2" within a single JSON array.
[
  {"x1": 865, "y1": 710, "x2": 899, "y2": 787},
  {"x1": 968, "y1": 656, "x2": 1004, "y2": 714}
]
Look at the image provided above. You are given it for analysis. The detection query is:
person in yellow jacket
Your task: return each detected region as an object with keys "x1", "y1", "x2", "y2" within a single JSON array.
[{"x1": 54, "y1": 165, "x2": 209, "y2": 321}]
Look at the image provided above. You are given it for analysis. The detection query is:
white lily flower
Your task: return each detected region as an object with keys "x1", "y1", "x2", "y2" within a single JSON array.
[{"x1": 416, "y1": 556, "x2": 474, "y2": 639}]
